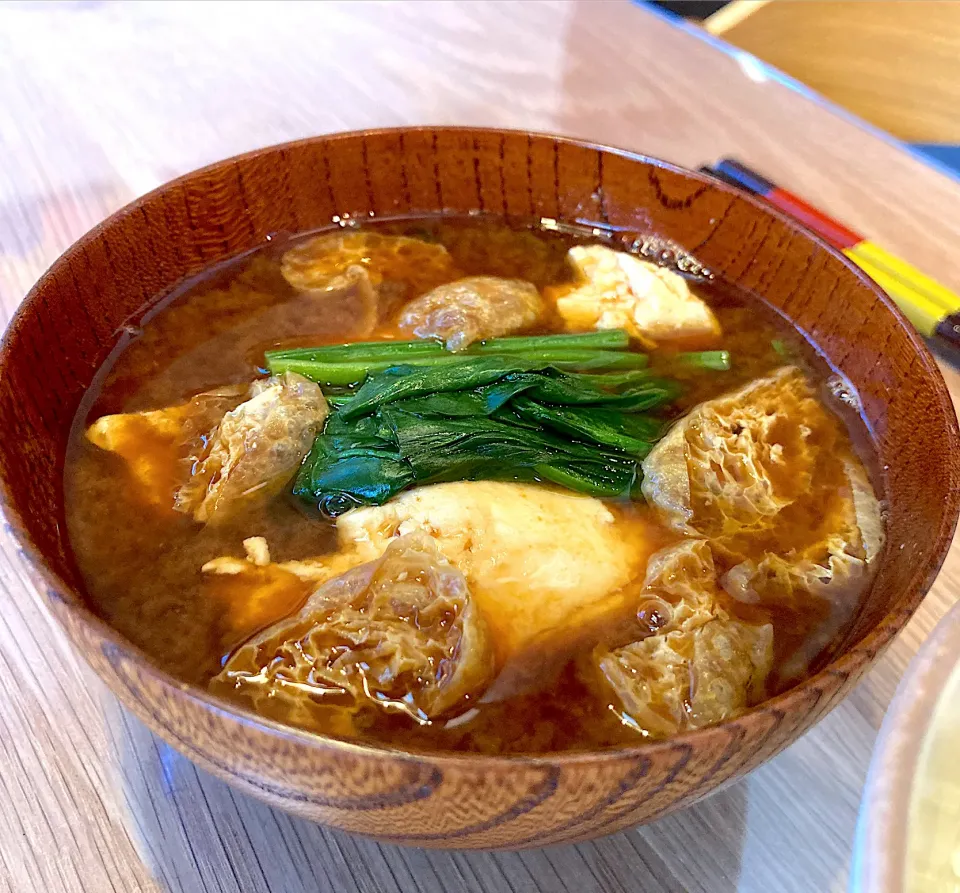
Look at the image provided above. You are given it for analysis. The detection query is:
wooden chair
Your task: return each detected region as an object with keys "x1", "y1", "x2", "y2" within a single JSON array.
[{"x1": 704, "y1": 1, "x2": 960, "y2": 143}]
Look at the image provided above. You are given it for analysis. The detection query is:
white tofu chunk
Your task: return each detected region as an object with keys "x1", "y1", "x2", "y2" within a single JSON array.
[
  {"x1": 203, "y1": 480, "x2": 661, "y2": 699},
  {"x1": 553, "y1": 245, "x2": 721, "y2": 348}
]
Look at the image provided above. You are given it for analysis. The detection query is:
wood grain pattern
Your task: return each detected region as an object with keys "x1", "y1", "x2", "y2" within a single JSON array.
[
  {"x1": 1, "y1": 0, "x2": 960, "y2": 889},
  {"x1": 705, "y1": 1, "x2": 960, "y2": 143}
]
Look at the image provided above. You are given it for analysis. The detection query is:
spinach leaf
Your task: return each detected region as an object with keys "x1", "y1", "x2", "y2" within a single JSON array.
[
  {"x1": 511, "y1": 398, "x2": 664, "y2": 456},
  {"x1": 339, "y1": 359, "x2": 545, "y2": 420}
]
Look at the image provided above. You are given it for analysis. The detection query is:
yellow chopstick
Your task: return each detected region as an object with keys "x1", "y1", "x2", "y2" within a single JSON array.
[
  {"x1": 844, "y1": 249, "x2": 944, "y2": 337},
  {"x1": 849, "y1": 242, "x2": 960, "y2": 316}
]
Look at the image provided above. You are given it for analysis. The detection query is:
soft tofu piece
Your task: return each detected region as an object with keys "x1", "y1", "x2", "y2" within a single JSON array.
[
  {"x1": 334, "y1": 481, "x2": 660, "y2": 685},
  {"x1": 203, "y1": 537, "x2": 339, "y2": 652},
  {"x1": 553, "y1": 245, "x2": 720, "y2": 348},
  {"x1": 593, "y1": 539, "x2": 774, "y2": 737},
  {"x1": 398, "y1": 276, "x2": 544, "y2": 350},
  {"x1": 203, "y1": 538, "x2": 373, "y2": 652},
  {"x1": 87, "y1": 372, "x2": 328, "y2": 523},
  {"x1": 207, "y1": 562, "x2": 313, "y2": 655}
]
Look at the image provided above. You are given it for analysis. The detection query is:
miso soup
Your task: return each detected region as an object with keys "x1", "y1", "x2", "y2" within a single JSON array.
[{"x1": 64, "y1": 218, "x2": 883, "y2": 754}]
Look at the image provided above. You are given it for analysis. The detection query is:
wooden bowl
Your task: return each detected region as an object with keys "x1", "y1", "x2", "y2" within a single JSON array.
[
  {"x1": 852, "y1": 599, "x2": 960, "y2": 892},
  {"x1": 1, "y1": 128, "x2": 957, "y2": 850}
]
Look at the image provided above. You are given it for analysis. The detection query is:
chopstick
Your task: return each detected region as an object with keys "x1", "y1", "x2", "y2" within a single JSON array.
[{"x1": 698, "y1": 159, "x2": 960, "y2": 354}]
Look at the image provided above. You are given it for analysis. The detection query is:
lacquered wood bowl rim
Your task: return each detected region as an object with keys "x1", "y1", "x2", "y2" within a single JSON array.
[{"x1": 2, "y1": 126, "x2": 959, "y2": 772}]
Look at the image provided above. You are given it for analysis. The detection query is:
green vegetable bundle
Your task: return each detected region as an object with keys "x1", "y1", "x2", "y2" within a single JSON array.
[{"x1": 265, "y1": 332, "x2": 727, "y2": 516}]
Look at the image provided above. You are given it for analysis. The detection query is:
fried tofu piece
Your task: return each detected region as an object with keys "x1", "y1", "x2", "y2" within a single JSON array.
[
  {"x1": 212, "y1": 532, "x2": 493, "y2": 726},
  {"x1": 87, "y1": 372, "x2": 328, "y2": 523},
  {"x1": 718, "y1": 458, "x2": 884, "y2": 604},
  {"x1": 281, "y1": 232, "x2": 459, "y2": 294},
  {"x1": 177, "y1": 372, "x2": 328, "y2": 522},
  {"x1": 641, "y1": 366, "x2": 883, "y2": 567},
  {"x1": 641, "y1": 367, "x2": 884, "y2": 680},
  {"x1": 280, "y1": 232, "x2": 461, "y2": 337},
  {"x1": 551, "y1": 245, "x2": 721, "y2": 348},
  {"x1": 86, "y1": 387, "x2": 249, "y2": 511},
  {"x1": 592, "y1": 540, "x2": 773, "y2": 737},
  {"x1": 599, "y1": 617, "x2": 773, "y2": 737},
  {"x1": 398, "y1": 276, "x2": 544, "y2": 350},
  {"x1": 642, "y1": 366, "x2": 820, "y2": 541},
  {"x1": 280, "y1": 231, "x2": 461, "y2": 334},
  {"x1": 718, "y1": 457, "x2": 884, "y2": 680}
]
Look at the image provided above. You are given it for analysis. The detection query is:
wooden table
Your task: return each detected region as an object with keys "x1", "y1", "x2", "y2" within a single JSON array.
[{"x1": 1, "y1": 3, "x2": 958, "y2": 891}]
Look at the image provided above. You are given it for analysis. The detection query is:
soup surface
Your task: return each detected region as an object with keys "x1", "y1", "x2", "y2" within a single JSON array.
[{"x1": 64, "y1": 218, "x2": 883, "y2": 754}]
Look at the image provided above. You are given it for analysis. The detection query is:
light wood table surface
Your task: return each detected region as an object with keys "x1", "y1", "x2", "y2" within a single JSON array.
[{"x1": 1, "y1": 3, "x2": 958, "y2": 892}]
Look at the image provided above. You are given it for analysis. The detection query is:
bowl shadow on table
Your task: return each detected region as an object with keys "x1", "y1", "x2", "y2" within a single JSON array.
[{"x1": 107, "y1": 693, "x2": 751, "y2": 893}]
